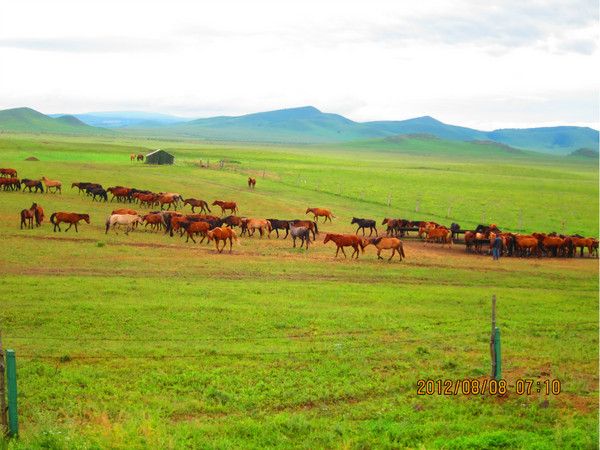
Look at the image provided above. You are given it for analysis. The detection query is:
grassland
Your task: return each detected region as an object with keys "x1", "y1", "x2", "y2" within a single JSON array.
[{"x1": 0, "y1": 133, "x2": 598, "y2": 449}]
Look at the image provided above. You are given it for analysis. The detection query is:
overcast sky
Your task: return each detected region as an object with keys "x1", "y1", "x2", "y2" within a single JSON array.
[{"x1": 0, "y1": 0, "x2": 598, "y2": 129}]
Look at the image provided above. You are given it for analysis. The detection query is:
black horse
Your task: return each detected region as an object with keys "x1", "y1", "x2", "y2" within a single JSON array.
[
  {"x1": 267, "y1": 219, "x2": 291, "y2": 238},
  {"x1": 88, "y1": 187, "x2": 108, "y2": 202},
  {"x1": 351, "y1": 217, "x2": 378, "y2": 236},
  {"x1": 450, "y1": 223, "x2": 461, "y2": 239},
  {"x1": 20, "y1": 179, "x2": 44, "y2": 193}
]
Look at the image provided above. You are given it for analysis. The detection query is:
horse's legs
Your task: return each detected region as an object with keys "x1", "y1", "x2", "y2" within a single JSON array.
[
  {"x1": 229, "y1": 238, "x2": 233, "y2": 253},
  {"x1": 377, "y1": 249, "x2": 383, "y2": 260},
  {"x1": 74, "y1": 222, "x2": 79, "y2": 233},
  {"x1": 340, "y1": 247, "x2": 347, "y2": 258},
  {"x1": 335, "y1": 246, "x2": 340, "y2": 258},
  {"x1": 388, "y1": 249, "x2": 395, "y2": 261},
  {"x1": 65, "y1": 223, "x2": 73, "y2": 232},
  {"x1": 293, "y1": 236, "x2": 296, "y2": 248}
]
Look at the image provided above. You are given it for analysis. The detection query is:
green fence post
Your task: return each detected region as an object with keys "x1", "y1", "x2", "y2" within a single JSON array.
[
  {"x1": 493, "y1": 327, "x2": 501, "y2": 380},
  {"x1": 6, "y1": 349, "x2": 18, "y2": 438}
]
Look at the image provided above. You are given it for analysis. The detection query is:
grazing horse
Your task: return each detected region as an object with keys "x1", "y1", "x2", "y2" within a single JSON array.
[
  {"x1": 248, "y1": 177, "x2": 256, "y2": 189},
  {"x1": 0, "y1": 177, "x2": 21, "y2": 191},
  {"x1": 242, "y1": 218, "x2": 272, "y2": 238},
  {"x1": 130, "y1": 153, "x2": 135, "y2": 162},
  {"x1": 20, "y1": 203, "x2": 38, "y2": 229},
  {"x1": 0, "y1": 168, "x2": 17, "y2": 178},
  {"x1": 137, "y1": 153, "x2": 144, "y2": 162},
  {"x1": 181, "y1": 220, "x2": 211, "y2": 243},
  {"x1": 425, "y1": 227, "x2": 452, "y2": 246},
  {"x1": 206, "y1": 226, "x2": 239, "y2": 253},
  {"x1": 306, "y1": 207, "x2": 334, "y2": 223},
  {"x1": 364, "y1": 237, "x2": 405, "y2": 261},
  {"x1": 514, "y1": 235, "x2": 540, "y2": 257},
  {"x1": 212, "y1": 200, "x2": 239, "y2": 215},
  {"x1": 291, "y1": 220, "x2": 319, "y2": 240},
  {"x1": 538, "y1": 235, "x2": 564, "y2": 257},
  {"x1": 50, "y1": 212, "x2": 90, "y2": 232},
  {"x1": 323, "y1": 233, "x2": 365, "y2": 259},
  {"x1": 33, "y1": 203, "x2": 44, "y2": 226},
  {"x1": 21, "y1": 179, "x2": 44, "y2": 193},
  {"x1": 289, "y1": 225, "x2": 311, "y2": 249},
  {"x1": 382, "y1": 218, "x2": 401, "y2": 237},
  {"x1": 351, "y1": 217, "x2": 377, "y2": 236},
  {"x1": 183, "y1": 198, "x2": 211, "y2": 213},
  {"x1": 267, "y1": 219, "x2": 291, "y2": 238},
  {"x1": 105, "y1": 214, "x2": 143, "y2": 235},
  {"x1": 571, "y1": 237, "x2": 595, "y2": 257},
  {"x1": 41, "y1": 177, "x2": 62, "y2": 194}
]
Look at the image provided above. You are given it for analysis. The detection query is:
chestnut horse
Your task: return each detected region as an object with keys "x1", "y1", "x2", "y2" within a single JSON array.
[
  {"x1": 514, "y1": 235, "x2": 540, "y2": 257},
  {"x1": 248, "y1": 177, "x2": 256, "y2": 189},
  {"x1": 50, "y1": 212, "x2": 90, "y2": 232},
  {"x1": 364, "y1": 237, "x2": 405, "y2": 261},
  {"x1": 291, "y1": 220, "x2": 319, "y2": 240},
  {"x1": 183, "y1": 198, "x2": 211, "y2": 213},
  {"x1": 323, "y1": 233, "x2": 364, "y2": 259},
  {"x1": 425, "y1": 227, "x2": 452, "y2": 246},
  {"x1": 33, "y1": 203, "x2": 44, "y2": 226},
  {"x1": 137, "y1": 154, "x2": 144, "y2": 162},
  {"x1": 571, "y1": 237, "x2": 595, "y2": 257},
  {"x1": 107, "y1": 186, "x2": 131, "y2": 202},
  {"x1": 212, "y1": 200, "x2": 239, "y2": 215},
  {"x1": 130, "y1": 153, "x2": 135, "y2": 162},
  {"x1": 0, "y1": 168, "x2": 17, "y2": 178},
  {"x1": 158, "y1": 193, "x2": 183, "y2": 210},
  {"x1": 242, "y1": 218, "x2": 272, "y2": 238},
  {"x1": 20, "y1": 203, "x2": 38, "y2": 229},
  {"x1": 181, "y1": 220, "x2": 211, "y2": 243},
  {"x1": 306, "y1": 207, "x2": 334, "y2": 223},
  {"x1": 206, "y1": 226, "x2": 239, "y2": 253},
  {"x1": 41, "y1": 177, "x2": 62, "y2": 194}
]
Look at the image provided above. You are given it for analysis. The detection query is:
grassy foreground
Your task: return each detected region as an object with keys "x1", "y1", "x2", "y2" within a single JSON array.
[{"x1": 0, "y1": 133, "x2": 598, "y2": 449}]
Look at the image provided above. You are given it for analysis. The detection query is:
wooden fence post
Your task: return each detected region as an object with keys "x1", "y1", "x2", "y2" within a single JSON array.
[
  {"x1": 490, "y1": 294, "x2": 496, "y2": 378},
  {"x1": 0, "y1": 331, "x2": 7, "y2": 436},
  {"x1": 5, "y1": 349, "x2": 17, "y2": 438}
]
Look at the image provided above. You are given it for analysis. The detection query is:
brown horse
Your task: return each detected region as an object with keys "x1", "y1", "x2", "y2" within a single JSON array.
[
  {"x1": 0, "y1": 168, "x2": 17, "y2": 178},
  {"x1": 112, "y1": 208, "x2": 138, "y2": 216},
  {"x1": 571, "y1": 237, "x2": 595, "y2": 257},
  {"x1": 323, "y1": 233, "x2": 364, "y2": 259},
  {"x1": 248, "y1": 177, "x2": 256, "y2": 189},
  {"x1": 514, "y1": 235, "x2": 540, "y2": 257},
  {"x1": 143, "y1": 213, "x2": 164, "y2": 231},
  {"x1": 364, "y1": 237, "x2": 405, "y2": 261},
  {"x1": 158, "y1": 193, "x2": 183, "y2": 210},
  {"x1": 181, "y1": 220, "x2": 211, "y2": 243},
  {"x1": 33, "y1": 203, "x2": 44, "y2": 226},
  {"x1": 50, "y1": 212, "x2": 90, "y2": 232},
  {"x1": 20, "y1": 203, "x2": 38, "y2": 229},
  {"x1": 0, "y1": 177, "x2": 21, "y2": 191},
  {"x1": 206, "y1": 226, "x2": 239, "y2": 253},
  {"x1": 183, "y1": 198, "x2": 211, "y2": 213},
  {"x1": 212, "y1": 200, "x2": 239, "y2": 215},
  {"x1": 135, "y1": 192, "x2": 159, "y2": 208},
  {"x1": 137, "y1": 154, "x2": 144, "y2": 162},
  {"x1": 425, "y1": 227, "x2": 452, "y2": 246},
  {"x1": 306, "y1": 207, "x2": 334, "y2": 223},
  {"x1": 291, "y1": 220, "x2": 319, "y2": 239},
  {"x1": 130, "y1": 153, "x2": 136, "y2": 162},
  {"x1": 107, "y1": 186, "x2": 131, "y2": 202}
]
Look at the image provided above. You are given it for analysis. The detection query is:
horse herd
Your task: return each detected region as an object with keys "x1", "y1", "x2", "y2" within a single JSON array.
[{"x1": 4, "y1": 167, "x2": 598, "y2": 259}]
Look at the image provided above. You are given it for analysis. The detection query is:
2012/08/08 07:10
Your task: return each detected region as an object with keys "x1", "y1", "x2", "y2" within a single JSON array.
[{"x1": 416, "y1": 378, "x2": 562, "y2": 396}]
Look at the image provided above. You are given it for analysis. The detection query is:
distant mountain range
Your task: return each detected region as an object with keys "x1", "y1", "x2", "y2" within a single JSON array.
[{"x1": 0, "y1": 106, "x2": 597, "y2": 154}]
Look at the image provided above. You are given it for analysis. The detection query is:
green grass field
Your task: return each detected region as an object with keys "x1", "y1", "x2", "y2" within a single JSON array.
[{"x1": 0, "y1": 133, "x2": 598, "y2": 449}]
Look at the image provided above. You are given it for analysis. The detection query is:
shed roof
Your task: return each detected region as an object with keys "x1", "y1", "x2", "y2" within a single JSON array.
[{"x1": 145, "y1": 149, "x2": 173, "y2": 157}]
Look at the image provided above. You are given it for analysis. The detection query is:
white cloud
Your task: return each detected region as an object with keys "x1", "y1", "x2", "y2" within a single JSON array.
[{"x1": 0, "y1": 0, "x2": 597, "y2": 129}]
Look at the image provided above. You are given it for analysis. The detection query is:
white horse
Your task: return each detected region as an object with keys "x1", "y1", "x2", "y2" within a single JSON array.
[{"x1": 105, "y1": 214, "x2": 143, "y2": 235}]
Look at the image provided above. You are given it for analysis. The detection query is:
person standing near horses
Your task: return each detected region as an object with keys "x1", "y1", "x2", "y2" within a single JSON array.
[{"x1": 492, "y1": 234, "x2": 503, "y2": 260}]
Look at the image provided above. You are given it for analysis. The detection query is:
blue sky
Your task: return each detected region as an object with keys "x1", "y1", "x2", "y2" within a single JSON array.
[{"x1": 0, "y1": 0, "x2": 597, "y2": 129}]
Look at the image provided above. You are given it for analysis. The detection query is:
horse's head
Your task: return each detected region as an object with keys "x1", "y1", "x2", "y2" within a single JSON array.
[
  {"x1": 206, "y1": 230, "x2": 214, "y2": 241},
  {"x1": 305, "y1": 208, "x2": 312, "y2": 214},
  {"x1": 212, "y1": 200, "x2": 220, "y2": 206},
  {"x1": 381, "y1": 218, "x2": 390, "y2": 225},
  {"x1": 323, "y1": 234, "x2": 331, "y2": 244},
  {"x1": 351, "y1": 217, "x2": 358, "y2": 224},
  {"x1": 83, "y1": 214, "x2": 90, "y2": 224}
]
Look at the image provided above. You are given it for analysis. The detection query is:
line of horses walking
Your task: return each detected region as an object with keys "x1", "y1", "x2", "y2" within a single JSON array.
[{"x1": 7, "y1": 167, "x2": 598, "y2": 260}]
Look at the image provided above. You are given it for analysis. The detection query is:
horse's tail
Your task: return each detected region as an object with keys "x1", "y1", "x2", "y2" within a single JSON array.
[
  {"x1": 266, "y1": 220, "x2": 272, "y2": 232},
  {"x1": 232, "y1": 230, "x2": 240, "y2": 245},
  {"x1": 205, "y1": 201, "x2": 211, "y2": 212},
  {"x1": 105, "y1": 216, "x2": 111, "y2": 234},
  {"x1": 50, "y1": 212, "x2": 57, "y2": 224},
  {"x1": 400, "y1": 242, "x2": 406, "y2": 259}
]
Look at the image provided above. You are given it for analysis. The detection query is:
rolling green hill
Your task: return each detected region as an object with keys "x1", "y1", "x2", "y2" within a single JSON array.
[{"x1": 0, "y1": 107, "x2": 111, "y2": 135}]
